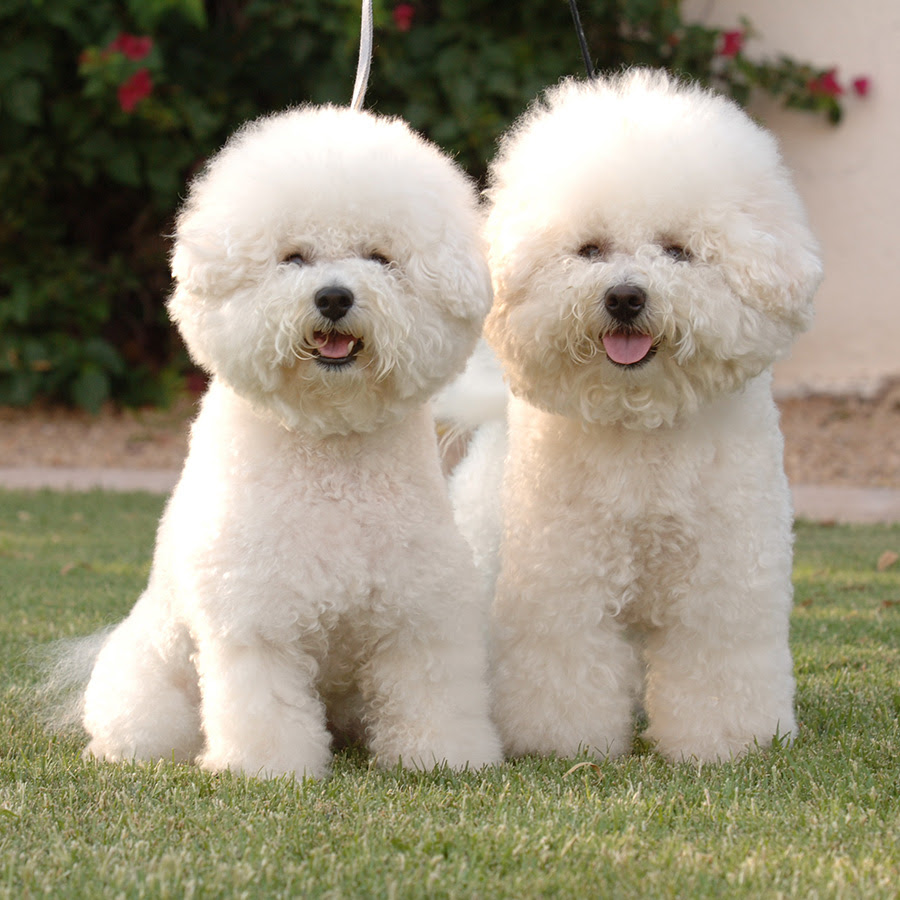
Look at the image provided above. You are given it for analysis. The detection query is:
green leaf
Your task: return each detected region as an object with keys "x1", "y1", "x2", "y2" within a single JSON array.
[
  {"x1": 70, "y1": 364, "x2": 110, "y2": 413},
  {"x1": 126, "y1": 0, "x2": 207, "y2": 30},
  {"x1": 3, "y1": 76, "x2": 41, "y2": 125},
  {"x1": 80, "y1": 338, "x2": 124, "y2": 375},
  {"x1": 0, "y1": 369, "x2": 38, "y2": 405},
  {"x1": 105, "y1": 146, "x2": 142, "y2": 187}
]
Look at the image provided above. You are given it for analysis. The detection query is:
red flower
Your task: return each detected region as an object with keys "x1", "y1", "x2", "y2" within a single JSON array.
[
  {"x1": 117, "y1": 68, "x2": 153, "y2": 113},
  {"x1": 852, "y1": 76, "x2": 871, "y2": 97},
  {"x1": 109, "y1": 33, "x2": 153, "y2": 61},
  {"x1": 808, "y1": 69, "x2": 843, "y2": 97},
  {"x1": 719, "y1": 30, "x2": 744, "y2": 58},
  {"x1": 392, "y1": 3, "x2": 415, "y2": 32}
]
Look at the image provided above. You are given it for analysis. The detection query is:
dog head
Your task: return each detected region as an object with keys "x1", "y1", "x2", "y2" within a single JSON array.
[
  {"x1": 484, "y1": 69, "x2": 823, "y2": 429},
  {"x1": 169, "y1": 105, "x2": 491, "y2": 436}
]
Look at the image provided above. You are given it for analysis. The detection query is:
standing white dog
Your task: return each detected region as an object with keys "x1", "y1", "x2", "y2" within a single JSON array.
[
  {"x1": 82, "y1": 105, "x2": 502, "y2": 778},
  {"x1": 450, "y1": 69, "x2": 822, "y2": 763}
]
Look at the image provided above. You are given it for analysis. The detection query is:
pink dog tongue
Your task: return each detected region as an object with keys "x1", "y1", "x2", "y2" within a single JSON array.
[
  {"x1": 315, "y1": 332, "x2": 355, "y2": 359},
  {"x1": 602, "y1": 332, "x2": 653, "y2": 365}
]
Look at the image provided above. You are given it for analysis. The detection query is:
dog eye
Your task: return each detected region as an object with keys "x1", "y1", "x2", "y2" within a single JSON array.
[
  {"x1": 366, "y1": 251, "x2": 392, "y2": 266},
  {"x1": 283, "y1": 252, "x2": 308, "y2": 266},
  {"x1": 663, "y1": 244, "x2": 691, "y2": 262},
  {"x1": 578, "y1": 243, "x2": 607, "y2": 261}
]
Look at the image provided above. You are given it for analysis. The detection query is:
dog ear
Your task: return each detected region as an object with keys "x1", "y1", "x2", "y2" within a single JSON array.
[
  {"x1": 167, "y1": 225, "x2": 246, "y2": 376},
  {"x1": 404, "y1": 236, "x2": 493, "y2": 327},
  {"x1": 718, "y1": 193, "x2": 823, "y2": 339},
  {"x1": 170, "y1": 233, "x2": 217, "y2": 300},
  {"x1": 166, "y1": 280, "x2": 218, "y2": 376}
]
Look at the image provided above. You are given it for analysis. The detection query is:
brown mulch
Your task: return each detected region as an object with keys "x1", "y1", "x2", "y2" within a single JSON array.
[
  {"x1": 2, "y1": 384, "x2": 899, "y2": 488},
  {"x1": 0, "y1": 398, "x2": 194, "y2": 471},
  {"x1": 779, "y1": 383, "x2": 900, "y2": 487}
]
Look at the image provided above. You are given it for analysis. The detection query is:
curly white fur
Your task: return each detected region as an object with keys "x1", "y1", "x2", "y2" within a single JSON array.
[
  {"x1": 450, "y1": 69, "x2": 823, "y2": 763},
  {"x1": 81, "y1": 105, "x2": 501, "y2": 778}
]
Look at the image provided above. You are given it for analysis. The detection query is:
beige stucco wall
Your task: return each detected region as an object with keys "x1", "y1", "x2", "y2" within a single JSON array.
[{"x1": 684, "y1": 0, "x2": 900, "y2": 395}]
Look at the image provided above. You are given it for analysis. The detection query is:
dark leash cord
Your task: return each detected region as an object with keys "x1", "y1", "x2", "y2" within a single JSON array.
[{"x1": 568, "y1": 0, "x2": 597, "y2": 79}]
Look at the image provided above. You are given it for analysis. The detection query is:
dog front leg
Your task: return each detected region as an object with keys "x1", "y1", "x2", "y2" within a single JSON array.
[
  {"x1": 642, "y1": 606, "x2": 796, "y2": 762},
  {"x1": 195, "y1": 637, "x2": 332, "y2": 779},
  {"x1": 358, "y1": 613, "x2": 502, "y2": 772},
  {"x1": 491, "y1": 594, "x2": 640, "y2": 760}
]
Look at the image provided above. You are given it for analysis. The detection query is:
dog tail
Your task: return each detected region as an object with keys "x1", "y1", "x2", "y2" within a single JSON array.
[
  {"x1": 30, "y1": 629, "x2": 110, "y2": 736},
  {"x1": 434, "y1": 340, "x2": 509, "y2": 593},
  {"x1": 434, "y1": 339, "x2": 509, "y2": 436}
]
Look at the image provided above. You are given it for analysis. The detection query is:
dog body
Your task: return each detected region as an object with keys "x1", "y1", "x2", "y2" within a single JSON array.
[
  {"x1": 452, "y1": 70, "x2": 822, "y2": 762},
  {"x1": 492, "y1": 374, "x2": 795, "y2": 762},
  {"x1": 82, "y1": 106, "x2": 501, "y2": 778}
]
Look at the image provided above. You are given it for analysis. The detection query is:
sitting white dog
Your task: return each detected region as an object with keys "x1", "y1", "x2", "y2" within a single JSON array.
[
  {"x1": 82, "y1": 105, "x2": 502, "y2": 778},
  {"x1": 449, "y1": 69, "x2": 823, "y2": 763}
]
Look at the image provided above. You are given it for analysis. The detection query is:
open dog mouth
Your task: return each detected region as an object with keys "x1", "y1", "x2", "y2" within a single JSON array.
[
  {"x1": 312, "y1": 331, "x2": 364, "y2": 368},
  {"x1": 601, "y1": 331, "x2": 656, "y2": 368}
]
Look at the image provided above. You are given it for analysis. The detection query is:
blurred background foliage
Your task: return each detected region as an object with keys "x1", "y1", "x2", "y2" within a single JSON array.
[{"x1": 0, "y1": 0, "x2": 850, "y2": 410}]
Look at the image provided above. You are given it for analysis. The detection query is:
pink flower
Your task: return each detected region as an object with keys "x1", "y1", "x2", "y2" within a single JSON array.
[
  {"x1": 109, "y1": 33, "x2": 153, "y2": 61},
  {"x1": 719, "y1": 30, "x2": 744, "y2": 58},
  {"x1": 392, "y1": 3, "x2": 415, "y2": 32},
  {"x1": 185, "y1": 371, "x2": 208, "y2": 396},
  {"x1": 117, "y1": 68, "x2": 153, "y2": 113},
  {"x1": 808, "y1": 69, "x2": 843, "y2": 97},
  {"x1": 852, "y1": 76, "x2": 871, "y2": 97}
]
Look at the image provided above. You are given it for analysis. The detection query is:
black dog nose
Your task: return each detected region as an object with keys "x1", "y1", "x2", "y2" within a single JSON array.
[
  {"x1": 604, "y1": 284, "x2": 646, "y2": 323},
  {"x1": 314, "y1": 285, "x2": 354, "y2": 321}
]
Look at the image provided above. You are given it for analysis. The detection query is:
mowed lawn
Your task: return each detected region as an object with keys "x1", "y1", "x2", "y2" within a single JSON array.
[{"x1": 1, "y1": 490, "x2": 898, "y2": 898}]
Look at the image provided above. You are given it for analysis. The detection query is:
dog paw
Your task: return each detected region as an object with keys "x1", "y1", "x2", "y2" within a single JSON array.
[
  {"x1": 649, "y1": 720, "x2": 796, "y2": 764},
  {"x1": 374, "y1": 721, "x2": 503, "y2": 772},
  {"x1": 83, "y1": 738, "x2": 129, "y2": 763},
  {"x1": 197, "y1": 748, "x2": 331, "y2": 780}
]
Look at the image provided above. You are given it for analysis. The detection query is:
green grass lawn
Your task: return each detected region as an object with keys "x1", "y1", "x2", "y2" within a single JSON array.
[{"x1": 1, "y1": 490, "x2": 899, "y2": 898}]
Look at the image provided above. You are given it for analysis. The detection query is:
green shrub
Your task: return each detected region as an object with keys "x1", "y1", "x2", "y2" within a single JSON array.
[{"x1": 0, "y1": 0, "x2": 856, "y2": 411}]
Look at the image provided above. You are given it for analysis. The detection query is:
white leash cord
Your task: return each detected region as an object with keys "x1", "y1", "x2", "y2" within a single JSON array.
[{"x1": 350, "y1": 0, "x2": 374, "y2": 110}]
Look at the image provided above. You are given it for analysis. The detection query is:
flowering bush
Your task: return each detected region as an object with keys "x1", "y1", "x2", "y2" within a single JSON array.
[
  {"x1": 0, "y1": 0, "x2": 866, "y2": 410},
  {"x1": 79, "y1": 33, "x2": 156, "y2": 115},
  {"x1": 392, "y1": 3, "x2": 415, "y2": 32},
  {"x1": 705, "y1": 18, "x2": 870, "y2": 125}
]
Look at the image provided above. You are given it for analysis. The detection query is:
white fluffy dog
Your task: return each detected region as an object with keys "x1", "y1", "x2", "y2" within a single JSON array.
[
  {"x1": 81, "y1": 105, "x2": 502, "y2": 778},
  {"x1": 449, "y1": 69, "x2": 823, "y2": 763}
]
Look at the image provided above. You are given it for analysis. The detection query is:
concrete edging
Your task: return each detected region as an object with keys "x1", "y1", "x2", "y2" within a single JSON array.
[
  {"x1": 1, "y1": 468, "x2": 900, "y2": 525},
  {"x1": 790, "y1": 484, "x2": 900, "y2": 525},
  {"x1": 0, "y1": 467, "x2": 179, "y2": 494}
]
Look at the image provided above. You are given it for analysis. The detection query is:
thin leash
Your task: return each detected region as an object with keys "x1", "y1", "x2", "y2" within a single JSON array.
[
  {"x1": 354, "y1": 0, "x2": 592, "y2": 108},
  {"x1": 350, "y1": 0, "x2": 374, "y2": 110},
  {"x1": 568, "y1": 0, "x2": 597, "y2": 79}
]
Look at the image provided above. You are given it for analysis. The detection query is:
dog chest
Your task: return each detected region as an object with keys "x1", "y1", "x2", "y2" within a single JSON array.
[
  {"x1": 165, "y1": 445, "x2": 455, "y2": 647},
  {"x1": 501, "y1": 412, "x2": 723, "y2": 621}
]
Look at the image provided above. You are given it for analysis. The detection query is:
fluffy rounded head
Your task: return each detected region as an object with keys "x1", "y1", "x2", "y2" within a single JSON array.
[
  {"x1": 484, "y1": 68, "x2": 823, "y2": 429},
  {"x1": 170, "y1": 105, "x2": 491, "y2": 436}
]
